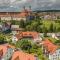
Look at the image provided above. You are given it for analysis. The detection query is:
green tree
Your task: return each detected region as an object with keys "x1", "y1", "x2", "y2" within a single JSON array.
[
  {"x1": 37, "y1": 25, "x2": 42, "y2": 32},
  {"x1": 49, "y1": 23, "x2": 54, "y2": 32},
  {"x1": 19, "y1": 20, "x2": 26, "y2": 28},
  {"x1": 42, "y1": 26, "x2": 48, "y2": 33},
  {"x1": 11, "y1": 20, "x2": 16, "y2": 25},
  {"x1": 31, "y1": 21, "x2": 39, "y2": 31},
  {"x1": 15, "y1": 39, "x2": 32, "y2": 53},
  {"x1": 15, "y1": 39, "x2": 46, "y2": 60},
  {"x1": 55, "y1": 40, "x2": 60, "y2": 45},
  {"x1": 0, "y1": 34, "x2": 7, "y2": 44},
  {"x1": 25, "y1": 25, "x2": 32, "y2": 31}
]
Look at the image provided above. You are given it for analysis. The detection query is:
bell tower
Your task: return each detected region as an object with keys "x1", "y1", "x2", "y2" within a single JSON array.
[{"x1": 29, "y1": 6, "x2": 31, "y2": 11}]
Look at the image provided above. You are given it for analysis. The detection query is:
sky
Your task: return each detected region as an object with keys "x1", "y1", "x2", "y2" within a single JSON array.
[{"x1": 0, "y1": 0, "x2": 60, "y2": 12}]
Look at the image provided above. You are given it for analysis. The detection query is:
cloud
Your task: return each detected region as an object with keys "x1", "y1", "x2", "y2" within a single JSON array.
[
  {"x1": 0, "y1": 0, "x2": 10, "y2": 7},
  {"x1": 10, "y1": 0, "x2": 16, "y2": 2},
  {"x1": 11, "y1": 0, "x2": 58, "y2": 10},
  {"x1": 0, "y1": 0, "x2": 60, "y2": 12}
]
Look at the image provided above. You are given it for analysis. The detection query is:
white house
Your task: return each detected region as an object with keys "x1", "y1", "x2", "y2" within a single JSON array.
[
  {"x1": 49, "y1": 49, "x2": 60, "y2": 60},
  {"x1": 12, "y1": 35, "x2": 18, "y2": 43},
  {"x1": 42, "y1": 39, "x2": 60, "y2": 60},
  {"x1": 13, "y1": 17, "x2": 26, "y2": 21},
  {"x1": 1, "y1": 17, "x2": 11, "y2": 21},
  {"x1": 11, "y1": 25, "x2": 20, "y2": 35}
]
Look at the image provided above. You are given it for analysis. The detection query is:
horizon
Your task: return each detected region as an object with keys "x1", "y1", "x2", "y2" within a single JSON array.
[{"x1": 0, "y1": 0, "x2": 60, "y2": 12}]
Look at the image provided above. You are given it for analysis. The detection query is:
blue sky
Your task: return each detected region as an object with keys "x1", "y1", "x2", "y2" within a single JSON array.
[{"x1": 0, "y1": 0, "x2": 60, "y2": 12}]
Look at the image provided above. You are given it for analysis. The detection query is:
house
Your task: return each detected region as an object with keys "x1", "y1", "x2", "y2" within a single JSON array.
[
  {"x1": 2, "y1": 22, "x2": 11, "y2": 33},
  {"x1": 11, "y1": 25, "x2": 19, "y2": 34},
  {"x1": 0, "y1": 45, "x2": 8, "y2": 59},
  {"x1": 0, "y1": 44, "x2": 37, "y2": 60},
  {"x1": 21, "y1": 32, "x2": 38, "y2": 39},
  {"x1": 42, "y1": 39, "x2": 60, "y2": 60},
  {"x1": 12, "y1": 35, "x2": 18, "y2": 43},
  {"x1": 0, "y1": 44, "x2": 15, "y2": 60},
  {"x1": 55, "y1": 33, "x2": 60, "y2": 39},
  {"x1": 2, "y1": 48, "x2": 14, "y2": 60},
  {"x1": 11, "y1": 25, "x2": 24, "y2": 35},
  {"x1": 0, "y1": 6, "x2": 32, "y2": 21},
  {"x1": 12, "y1": 31, "x2": 41, "y2": 43},
  {"x1": 0, "y1": 12, "x2": 27, "y2": 21},
  {"x1": 11, "y1": 51, "x2": 36, "y2": 60},
  {"x1": 12, "y1": 31, "x2": 39, "y2": 42},
  {"x1": 49, "y1": 49, "x2": 60, "y2": 60},
  {"x1": 47, "y1": 33, "x2": 59, "y2": 40},
  {"x1": 0, "y1": 12, "x2": 26, "y2": 21},
  {"x1": 44, "y1": 15, "x2": 51, "y2": 20}
]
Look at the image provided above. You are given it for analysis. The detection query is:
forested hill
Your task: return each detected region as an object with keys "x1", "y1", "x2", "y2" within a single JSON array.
[{"x1": 34, "y1": 10, "x2": 60, "y2": 12}]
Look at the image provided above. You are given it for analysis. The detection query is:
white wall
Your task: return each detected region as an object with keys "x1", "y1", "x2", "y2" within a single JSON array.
[
  {"x1": 1, "y1": 17, "x2": 26, "y2": 21},
  {"x1": 49, "y1": 49, "x2": 60, "y2": 60},
  {"x1": 13, "y1": 17, "x2": 26, "y2": 21},
  {"x1": 1, "y1": 17, "x2": 11, "y2": 21}
]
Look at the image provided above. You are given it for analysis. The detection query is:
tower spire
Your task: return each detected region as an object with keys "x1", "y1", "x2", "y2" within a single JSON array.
[
  {"x1": 23, "y1": 6, "x2": 26, "y2": 11},
  {"x1": 29, "y1": 6, "x2": 31, "y2": 10}
]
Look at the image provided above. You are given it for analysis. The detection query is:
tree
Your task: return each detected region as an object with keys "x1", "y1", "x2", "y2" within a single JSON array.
[
  {"x1": 55, "y1": 40, "x2": 60, "y2": 45},
  {"x1": 57, "y1": 27, "x2": 60, "y2": 32},
  {"x1": 19, "y1": 20, "x2": 26, "y2": 28},
  {"x1": 42, "y1": 26, "x2": 48, "y2": 33},
  {"x1": 57, "y1": 16, "x2": 60, "y2": 19},
  {"x1": 0, "y1": 34, "x2": 7, "y2": 44},
  {"x1": 15, "y1": 39, "x2": 32, "y2": 53},
  {"x1": 31, "y1": 21, "x2": 39, "y2": 31},
  {"x1": 49, "y1": 23, "x2": 54, "y2": 32},
  {"x1": 25, "y1": 25, "x2": 32, "y2": 31},
  {"x1": 15, "y1": 38, "x2": 47, "y2": 60},
  {"x1": 10, "y1": 20, "x2": 16, "y2": 25},
  {"x1": 37, "y1": 25, "x2": 42, "y2": 32}
]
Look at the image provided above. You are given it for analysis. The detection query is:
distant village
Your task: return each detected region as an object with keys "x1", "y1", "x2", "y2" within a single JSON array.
[{"x1": 0, "y1": 6, "x2": 60, "y2": 21}]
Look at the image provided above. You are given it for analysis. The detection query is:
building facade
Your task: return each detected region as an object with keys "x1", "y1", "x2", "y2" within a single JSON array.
[{"x1": 42, "y1": 39, "x2": 60, "y2": 60}]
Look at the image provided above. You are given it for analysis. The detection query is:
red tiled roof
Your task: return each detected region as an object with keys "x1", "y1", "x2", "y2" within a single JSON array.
[
  {"x1": 0, "y1": 44, "x2": 15, "y2": 56},
  {"x1": 42, "y1": 39, "x2": 58, "y2": 54},
  {"x1": 0, "y1": 9, "x2": 31, "y2": 17},
  {"x1": 15, "y1": 31, "x2": 38, "y2": 40},
  {"x1": 18, "y1": 12, "x2": 27, "y2": 17},
  {"x1": 11, "y1": 51, "x2": 36, "y2": 60},
  {"x1": 0, "y1": 45, "x2": 8, "y2": 56},
  {"x1": 0, "y1": 44, "x2": 36, "y2": 60},
  {"x1": 22, "y1": 32, "x2": 38, "y2": 38},
  {"x1": 15, "y1": 33, "x2": 23, "y2": 40}
]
